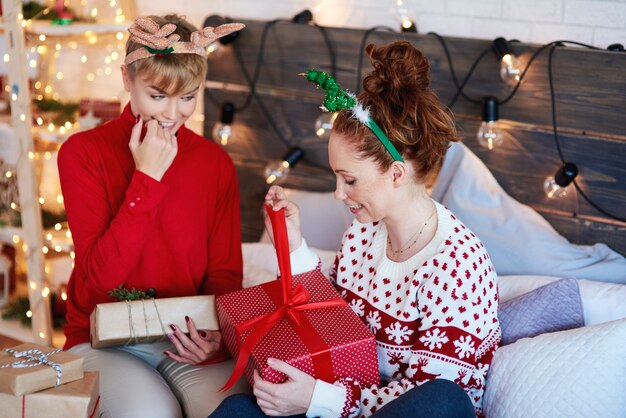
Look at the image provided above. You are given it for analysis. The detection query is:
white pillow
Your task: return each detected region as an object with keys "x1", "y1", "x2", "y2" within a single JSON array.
[
  {"x1": 431, "y1": 142, "x2": 626, "y2": 284},
  {"x1": 483, "y1": 318, "x2": 626, "y2": 418},
  {"x1": 242, "y1": 242, "x2": 336, "y2": 288},
  {"x1": 259, "y1": 188, "x2": 352, "y2": 252},
  {"x1": 498, "y1": 275, "x2": 626, "y2": 326}
]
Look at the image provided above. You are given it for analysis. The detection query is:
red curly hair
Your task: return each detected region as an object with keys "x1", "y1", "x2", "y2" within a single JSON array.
[{"x1": 332, "y1": 41, "x2": 460, "y2": 183}]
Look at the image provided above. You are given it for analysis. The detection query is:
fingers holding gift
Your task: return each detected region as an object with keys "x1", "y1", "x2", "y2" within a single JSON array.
[
  {"x1": 164, "y1": 324, "x2": 203, "y2": 364},
  {"x1": 185, "y1": 316, "x2": 221, "y2": 353},
  {"x1": 164, "y1": 319, "x2": 217, "y2": 364},
  {"x1": 251, "y1": 359, "x2": 314, "y2": 416}
]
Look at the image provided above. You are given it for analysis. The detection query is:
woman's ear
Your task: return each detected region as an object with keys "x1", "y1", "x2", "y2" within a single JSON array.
[
  {"x1": 120, "y1": 65, "x2": 131, "y2": 92},
  {"x1": 391, "y1": 162, "x2": 408, "y2": 187}
]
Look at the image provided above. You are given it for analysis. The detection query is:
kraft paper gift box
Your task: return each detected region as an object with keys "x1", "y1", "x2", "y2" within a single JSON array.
[
  {"x1": 0, "y1": 371, "x2": 100, "y2": 418},
  {"x1": 217, "y1": 206, "x2": 379, "y2": 390},
  {"x1": 90, "y1": 295, "x2": 219, "y2": 348},
  {"x1": 0, "y1": 343, "x2": 83, "y2": 396}
]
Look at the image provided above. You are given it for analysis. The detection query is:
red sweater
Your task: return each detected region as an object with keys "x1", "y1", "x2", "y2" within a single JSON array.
[{"x1": 58, "y1": 104, "x2": 243, "y2": 349}]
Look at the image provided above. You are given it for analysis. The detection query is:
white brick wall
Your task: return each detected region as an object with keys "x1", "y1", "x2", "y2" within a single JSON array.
[
  {"x1": 503, "y1": 0, "x2": 563, "y2": 23},
  {"x1": 134, "y1": 0, "x2": 626, "y2": 48},
  {"x1": 564, "y1": 0, "x2": 626, "y2": 28}
]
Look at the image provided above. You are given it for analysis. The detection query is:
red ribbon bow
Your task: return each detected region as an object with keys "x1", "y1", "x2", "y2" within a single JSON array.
[{"x1": 220, "y1": 205, "x2": 346, "y2": 391}]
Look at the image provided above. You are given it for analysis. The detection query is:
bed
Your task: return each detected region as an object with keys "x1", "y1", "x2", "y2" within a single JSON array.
[{"x1": 203, "y1": 17, "x2": 626, "y2": 417}]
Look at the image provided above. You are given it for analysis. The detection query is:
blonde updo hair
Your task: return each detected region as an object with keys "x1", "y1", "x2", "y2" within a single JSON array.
[
  {"x1": 332, "y1": 41, "x2": 460, "y2": 183},
  {"x1": 124, "y1": 14, "x2": 207, "y2": 95}
]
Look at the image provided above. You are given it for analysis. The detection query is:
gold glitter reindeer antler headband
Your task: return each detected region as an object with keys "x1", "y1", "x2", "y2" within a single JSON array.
[{"x1": 124, "y1": 17, "x2": 245, "y2": 65}]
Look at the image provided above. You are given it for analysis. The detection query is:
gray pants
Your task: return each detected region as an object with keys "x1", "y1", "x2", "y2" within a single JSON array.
[{"x1": 69, "y1": 342, "x2": 251, "y2": 418}]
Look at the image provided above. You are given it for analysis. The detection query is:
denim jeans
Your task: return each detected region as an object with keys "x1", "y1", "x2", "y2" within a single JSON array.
[{"x1": 208, "y1": 379, "x2": 475, "y2": 418}]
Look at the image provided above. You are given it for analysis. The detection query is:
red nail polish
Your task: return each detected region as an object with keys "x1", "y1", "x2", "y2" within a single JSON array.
[
  {"x1": 199, "y1": 330, "x2": 207, "y2": 338},
  {"x1": 185, "y1": 315, "x2": 190, "y2": 323},
  {"x1": 169, "y1": 324, "x2": 176, "y2": 331},
  {"x1": 163, "y1": 351, "x2": 170, "y2": 357}
]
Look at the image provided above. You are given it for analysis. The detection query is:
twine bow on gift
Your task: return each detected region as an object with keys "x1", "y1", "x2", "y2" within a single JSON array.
[
  {"x1": 0, "y1": 348, "x2": 63, "y2": 387},
  {"x1": 220, "y1": 205, "x2": 347, "y2": 392},
  {"x1": 124, "y1": 297, "x2": 169, "y2": 346}
]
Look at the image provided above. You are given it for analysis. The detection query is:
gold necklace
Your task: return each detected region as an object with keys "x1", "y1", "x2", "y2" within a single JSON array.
[{"x1": 387, "y1": 209, "x2": 437, "y2": 255}]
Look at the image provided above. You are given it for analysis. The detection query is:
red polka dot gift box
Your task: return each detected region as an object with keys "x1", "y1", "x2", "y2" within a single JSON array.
[{"x1": 217, "y1": 206, "x2": 380, "y2": 391}]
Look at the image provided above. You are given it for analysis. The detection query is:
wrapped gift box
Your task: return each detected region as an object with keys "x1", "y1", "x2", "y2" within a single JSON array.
[
  {"x1": 0, "y1": 371, "x2": 99, "y2": 418},
  {"x1": 217, "y1": 206, "x2": 379, "y2": 390},
  {"x1": 0, "y1": 343, "x2": 83, "y2": 396},
  {"x1": 90, "y1": 295, "x2": 219, "y2": 348}
]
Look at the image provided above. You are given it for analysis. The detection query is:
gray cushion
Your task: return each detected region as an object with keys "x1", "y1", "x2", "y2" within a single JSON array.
[{"x1": 498, "y1": 278, "x2": 584, "y2": 345}]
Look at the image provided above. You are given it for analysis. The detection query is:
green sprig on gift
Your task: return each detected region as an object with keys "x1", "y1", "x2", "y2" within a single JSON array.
[
  {"x1": 108, "y1": 285, "x2": 152, "y2": 301},
  {"x1": 304, "y1": 69, "x2": 356, "y2": 112}
]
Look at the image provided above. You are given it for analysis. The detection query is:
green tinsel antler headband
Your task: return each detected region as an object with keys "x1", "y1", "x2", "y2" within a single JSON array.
[{"x1": 303, "y1": 69, "x2": 404, "y2": 162}]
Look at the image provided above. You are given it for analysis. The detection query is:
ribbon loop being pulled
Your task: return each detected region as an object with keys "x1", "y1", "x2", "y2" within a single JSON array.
[
  {"x1": 219, "y1": 206, "x2": 346, "y2": 392},
  {"x1": 0, "y1": 348, "x2": 63, "y2": 387}
]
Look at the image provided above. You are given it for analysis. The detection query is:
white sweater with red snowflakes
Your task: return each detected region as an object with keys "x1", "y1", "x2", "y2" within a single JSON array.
[{"x1": 291, "y1": 201, "x2": 500, "y2": 417}]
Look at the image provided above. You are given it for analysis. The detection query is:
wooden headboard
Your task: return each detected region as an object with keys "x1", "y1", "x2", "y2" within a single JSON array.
[{"x1": 202, "y1": 18, "x2": 626, "y2": 256}]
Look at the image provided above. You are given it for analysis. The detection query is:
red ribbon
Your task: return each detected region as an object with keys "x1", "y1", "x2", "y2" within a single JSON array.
[{"x1": 220, "y1": 205, "x2": 346, "y2": 391}]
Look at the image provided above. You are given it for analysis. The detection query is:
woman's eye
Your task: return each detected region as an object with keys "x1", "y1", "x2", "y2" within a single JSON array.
[
  {"x1": 181, "y1": 96, "x2": 195, "y2": 102},
  {"x1": 345, "y1": 179, "x2": 356, "y2": 186},
  {"x1": 151, "y1": 95, "x2": 165, "y2": 100}
]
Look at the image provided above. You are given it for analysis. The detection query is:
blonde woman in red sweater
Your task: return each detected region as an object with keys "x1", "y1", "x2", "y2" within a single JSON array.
[{"x1": 58, "y1": 15, "x2": 248, "y2": 418}]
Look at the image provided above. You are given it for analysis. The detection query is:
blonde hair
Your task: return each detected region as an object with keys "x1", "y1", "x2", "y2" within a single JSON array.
[{"x1": 125, "y1": 14, "x2": 207, "y2": 95}]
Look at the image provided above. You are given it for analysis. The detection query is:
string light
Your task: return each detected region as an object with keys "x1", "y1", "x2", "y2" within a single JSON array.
[
  {"x1": 492, "y1": 37, "x2": 522, "y2": 85},
  {"x1": 315, "y1": 112, "x2": 337, "y2": 138},
  {"x1": 401, "y1": 19, "x2": 417, "y2": 33},
  {"x1": 544, "y1": 163, "x2": 578, "y2": 199},
  {"x1": 213, "y1": 102, "x2": 235, "y2": 146},
  {"x1": 265, "y1": 147, "x2": 304, "y2": 185},
  {"x1": 476, "y1": 96, "x2": 503, "y2": 150},
  {"x1": 394, "y1": 0, "x2": 416, "y2": 33},
  {"x1": 292, "y1": 9, "x2": 313, "y2": 24}
]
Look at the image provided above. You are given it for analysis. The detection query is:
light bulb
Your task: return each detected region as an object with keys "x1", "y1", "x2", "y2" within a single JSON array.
[
  {"x1": 315, "y1": 112, "x2": 336, "y2": 138},
  {"x1": 492, "y1": 37, "x2": 522, "y2": 85},
  {"x1": 264, "y1": 147, "x2": 304, "y2": 185},
  {"x1": 544, "y1": 163, "x2": 578, "y2": 199},
  {"x1": 401, "y1": 18, "x2": 417, "y2": 33},
  {"x1": 476, "y1": 121, "x2": 503, "y2": 150},
  {"x1": 212, "y1": 102, "x2": 235, "y2": 146},
  {"x1": 476, "y1": 97, "x2": 503, "y2": 150},
  {"x1": 500, "y1": 54, "x2": 522, "y2": 85},
  {"x1": 207, "y1": 42, "x2": 221, "y2": 55},
  {"x1": 212, "y1": 123, "x2": 232, "y2": 146},
  {"x1": 264, "y1": 160, "x2": 291, "y2": 185}
]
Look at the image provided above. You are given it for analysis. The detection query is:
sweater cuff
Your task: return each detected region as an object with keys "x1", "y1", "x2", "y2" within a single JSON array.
[
  {"x1": 306, "y1": 379, "x2": 347, "y2": 418},
  {"x1": 124, "y1": 170, "x2": 169, "y2": 214},
  {"x1": 290, "y1": 239, "x2": 319, "y2": 275}
]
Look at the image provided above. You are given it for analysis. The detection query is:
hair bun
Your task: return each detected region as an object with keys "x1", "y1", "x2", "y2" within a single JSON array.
[{"x1": 363, "y1": 41, "x2": 430, "y2": 96}]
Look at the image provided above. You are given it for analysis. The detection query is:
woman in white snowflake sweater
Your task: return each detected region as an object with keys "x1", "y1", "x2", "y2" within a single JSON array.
[{"x1": 210, "y1": 41, "x2": 500, "y2": 418}]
